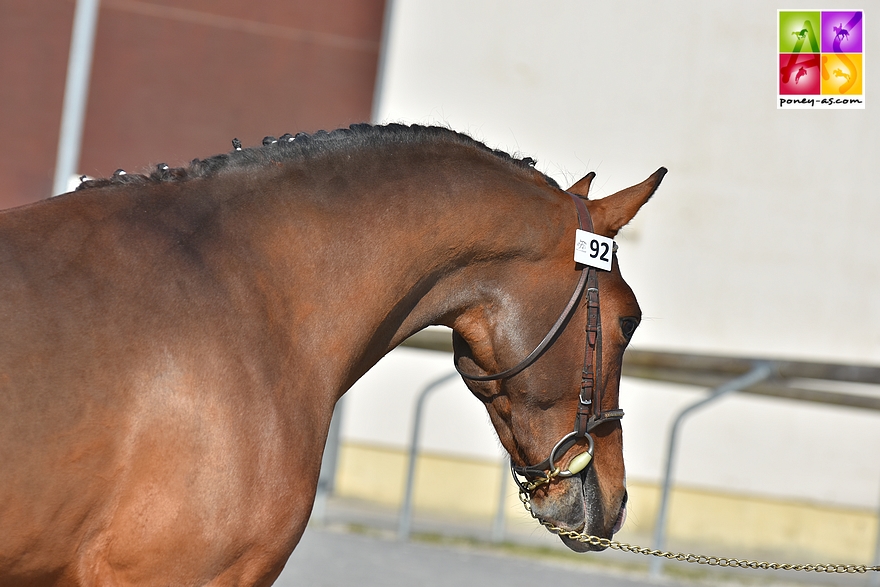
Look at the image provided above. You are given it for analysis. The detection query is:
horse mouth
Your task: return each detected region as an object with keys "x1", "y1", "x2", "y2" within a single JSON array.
[
  {"x1": 559, "y1": 483, "x2": 628, "y2": 553},
  {"x1": 612, "y1": 496, "x2": 627, "y2": 534}
]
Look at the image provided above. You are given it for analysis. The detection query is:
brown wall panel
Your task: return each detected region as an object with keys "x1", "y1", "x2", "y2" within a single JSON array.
[
  {"x1": 0, "y1": 1, "x2": 75, "y2": 207},
  {"x1": 0, "y1": 0, "x2": 385, "y2": 209}
]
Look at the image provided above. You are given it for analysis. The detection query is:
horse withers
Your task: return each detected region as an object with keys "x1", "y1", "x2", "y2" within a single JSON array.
[{"x1": 0, "y1": 124, "x2": 664, "y2": 586}]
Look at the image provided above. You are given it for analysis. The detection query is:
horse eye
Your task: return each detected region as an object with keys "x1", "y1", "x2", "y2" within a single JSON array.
[{"x1": 619, "y1": 317, "x2": 640, "y2": 341}]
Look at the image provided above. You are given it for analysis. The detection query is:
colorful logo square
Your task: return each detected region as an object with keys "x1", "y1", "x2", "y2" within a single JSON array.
[
  {"x1": 780, "y1": 11, "x2": 821, "y2": 53},
  {"x1": 821, "y1": 53, "x2": 863, "y2": 94},
  {"x1": 821, "y1": 11, "x2": 863, "y2": 52},
  {"x1": 778, "y1": 9, "x2": 865, "y2": 109},
  {"x1": 779, "y1": 53, "x2": 821, "y2": 94}
]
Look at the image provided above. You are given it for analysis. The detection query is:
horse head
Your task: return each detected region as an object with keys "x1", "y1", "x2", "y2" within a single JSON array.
[{"x1": 452, "y1": 168, "x2": 665, "y2": 552}]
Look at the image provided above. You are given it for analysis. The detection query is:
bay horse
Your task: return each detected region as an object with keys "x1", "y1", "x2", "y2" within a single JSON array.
[{"x1": 0, "y1": 124, "x2": 665, "y2": 586}]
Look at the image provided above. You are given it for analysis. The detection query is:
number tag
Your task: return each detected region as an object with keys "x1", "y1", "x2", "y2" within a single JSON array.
[{"x1": 574, "y1": 229, "x2": 614, "y2": 271}]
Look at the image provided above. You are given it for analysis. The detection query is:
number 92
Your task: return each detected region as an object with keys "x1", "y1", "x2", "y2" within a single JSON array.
[{"x1": 589, "y1": 239, "x2": 610, "y2": 262}]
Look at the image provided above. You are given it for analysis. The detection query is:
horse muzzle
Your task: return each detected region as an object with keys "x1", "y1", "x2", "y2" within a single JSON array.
[{"x1": 528, "y1": 466, "x2": 627, "y2": 553}]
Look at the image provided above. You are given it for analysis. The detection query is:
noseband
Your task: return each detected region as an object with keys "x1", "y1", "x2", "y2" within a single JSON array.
[{"x1": 456, "y1": 193, "x2": 624, "y2": 493}]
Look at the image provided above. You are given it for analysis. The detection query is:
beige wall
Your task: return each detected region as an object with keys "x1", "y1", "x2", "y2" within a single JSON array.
[
  {"x1": 375, "y1": 1, "x2": 880, "y2": 363},
  {"x1": 335, "y1": 441, "x2": 879, "y2": 563},
  {"x1": 339, "y1": 0, "x2": 880, "y2": 558}
]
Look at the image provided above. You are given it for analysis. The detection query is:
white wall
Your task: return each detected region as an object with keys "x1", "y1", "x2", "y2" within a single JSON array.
[
  {"x1": 341, "y1": 1, "x2": 880, "y2": 510},
  {"x1": 341, "y1": 345, "x2": 501, "y2": 461}
]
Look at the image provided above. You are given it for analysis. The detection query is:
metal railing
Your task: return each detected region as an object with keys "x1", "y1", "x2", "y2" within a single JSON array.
[
  {"x1": 311, "y1": 397, "x2": 345, "y2": 525},
  {"x1": 53, "y1": 0, "x2": 101, "y2": 196},
  {"x1": 314, "y1": 329, "x2": 880, "y2": 580},
  {"x1": 398, "y1": 329, "x2": 880, "y2": 579},
  {"x1": 396, "y1": 371, "x2": 459, "y2": 540},
  {"x1": 621, "y1": 348, "x2": 880, "y2": 411},
  {"x1": 394, "y1": 370, "x2": 510, "y2": 542},
  {"x1": 648, "y1": 362, "x2": 773, "y2": 577}
]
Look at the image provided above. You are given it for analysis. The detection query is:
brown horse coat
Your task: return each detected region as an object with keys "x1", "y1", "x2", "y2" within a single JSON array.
[{"x1": 0, "y1": 125, "x2": 663, "y2": 586}]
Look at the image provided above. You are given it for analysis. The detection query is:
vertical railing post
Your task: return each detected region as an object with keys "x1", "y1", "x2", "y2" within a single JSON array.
[
  {"x1": 370, "y1": 0, "x2": 395, "y2": 124},
  {"x1": 870, "y1": 474, "x2": 880, "y2": 587},
  {"x1": 311, "y1": 397, "x2": 345, "y2": 525},
  {"x1": 397, "y1": 371, "x2": 458, "y2": 541},
  {"x1": 53, "y1": 0, "x2": 101, "y2": 196},
  {"x1": 490, "y1": 457, "x2": 509, "y2": 543},
  {"x1": 648, "y1": 362, "x2": 772, "y2": 578}
]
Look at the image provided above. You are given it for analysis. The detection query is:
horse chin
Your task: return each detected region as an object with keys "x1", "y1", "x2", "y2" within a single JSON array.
[
  {"x1": 530, "y1": 468, "x2": 626, "y2": 553},
  {"x1": 560, "y1": 495, "x2": 628, "y2": 553}
]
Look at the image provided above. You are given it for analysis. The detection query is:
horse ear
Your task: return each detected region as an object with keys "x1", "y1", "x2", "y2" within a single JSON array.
[
  {"x1": 591, "y1": 167, "x2": 667, "y2": 238},
  {"x1": 567, "y1": 171, "x2": 596, "y2": 199}
]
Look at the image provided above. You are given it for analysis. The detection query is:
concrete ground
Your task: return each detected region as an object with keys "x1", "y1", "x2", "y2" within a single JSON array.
[
  {"x1": 276, "y1": 496, "x2": 878, "y2": 587},
  {"x1": 280, "y1": 527, "x2": 665, "y2": 587}
]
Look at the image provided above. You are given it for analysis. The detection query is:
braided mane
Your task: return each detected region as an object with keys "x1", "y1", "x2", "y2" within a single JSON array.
[{"x1": 77, "y1": 123, "x2": 559, "y2": 191}]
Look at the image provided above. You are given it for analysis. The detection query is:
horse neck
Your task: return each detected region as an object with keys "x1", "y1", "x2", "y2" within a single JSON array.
[{"x1": 211, "y1": 152, "x2": 572, "y2": 394}]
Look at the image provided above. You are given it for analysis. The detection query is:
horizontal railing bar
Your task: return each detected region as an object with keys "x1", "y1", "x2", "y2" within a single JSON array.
[
  {"x1": 401, "y1": 329, "x2": 454, "y2": 353},
  {"x1": 624, "y1": 349, "x2": 880, "y2": 384},
  {"x1": 400, "y1": 330, "x2": 880, "y2": 411},
  {"x1": 623, "y1": 366, "x2": 880, "y2": 411}
]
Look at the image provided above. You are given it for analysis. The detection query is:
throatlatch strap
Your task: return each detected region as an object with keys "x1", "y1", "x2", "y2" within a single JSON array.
[{"x1": 454, "y1": 195, "x2": 593, "y2": 382}]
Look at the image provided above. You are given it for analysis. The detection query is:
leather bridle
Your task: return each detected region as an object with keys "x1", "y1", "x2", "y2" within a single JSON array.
[{"x1": 455, "y1": 193, "x2": 624, "y2": 493}]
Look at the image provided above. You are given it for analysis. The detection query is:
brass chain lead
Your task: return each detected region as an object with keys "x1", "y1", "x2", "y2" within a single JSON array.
[{"x1": 518, "y1": 490, "x2": 880, "y2": 574}]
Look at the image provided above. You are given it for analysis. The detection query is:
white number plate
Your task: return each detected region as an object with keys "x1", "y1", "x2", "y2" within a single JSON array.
[{"x1": 574, "y1": 229, "x2": 614, "y2": 271}]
